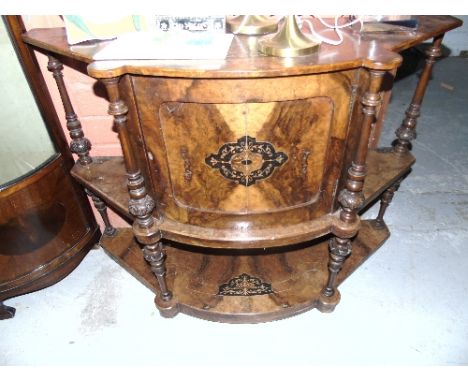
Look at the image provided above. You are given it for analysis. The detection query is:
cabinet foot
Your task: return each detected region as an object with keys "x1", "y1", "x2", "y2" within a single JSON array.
[
  {"x1": 0, "y1": 302, "x2": 16, "y2": 320},
  {"x1": 369, "y1": 219, "x2": 387, "y2": 230},
  {"x1": 317, "y1": 290, "x2": 341, "y2": 313},
  {"x1": 155, "y1": 295, "x2": 179, "y2": 318}
]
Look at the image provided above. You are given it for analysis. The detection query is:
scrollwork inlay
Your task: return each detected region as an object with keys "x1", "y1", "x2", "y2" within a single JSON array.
[{"x1": 205, "y1": 136, "x2": 288, "y2": 186}]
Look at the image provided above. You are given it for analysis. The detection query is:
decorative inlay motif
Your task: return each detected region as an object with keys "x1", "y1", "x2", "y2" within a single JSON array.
[
  {"x1": 180, "y1": 146, "x2": 193, "y2": 182},
  {"x1": 205, "y1": 136, "x2": 288, "y2": 186},
  {"x1": 218, "y1": 273, "x2": 273, "y2": 296}
]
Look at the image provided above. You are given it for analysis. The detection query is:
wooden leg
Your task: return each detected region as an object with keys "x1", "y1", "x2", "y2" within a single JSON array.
[
  {"x1": 47, "y1": 55, "x2": 92, "y2": 165},
  {"x1": 145, "y1": 241, "x2": 178, "y2": 317},
  {"x1": 319, "y1": 68, "x2": 387, "y2": 313},
  {"x1": 395, "y1": 35, "x2": 444, "y2": 153},
  {"x1": 101, "y1": 77, "x2": 177, "y2": 318},
  {"x1": 318, "y1": 237, "x2": 352, "y2": 312},
  {"x1": 374, "y1": 178, "x2": 403, "y2": 229},
  {"x1": 143, "y1": 241, "x2": 172, "y2": 300},
  {"x1": 85, "y1": 189, "x2": 116, "y2": 236},
  {"x1": 0, "y1": 301, "x2": 16, "y2": 320},
  {"x1": 127, "y1": 172, "x2": 178, "y2": 317}
]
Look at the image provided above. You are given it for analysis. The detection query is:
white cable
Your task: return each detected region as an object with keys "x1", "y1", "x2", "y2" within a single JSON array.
[{"x1": 299, "y1": 15, "x2": 363, "y2": 46}]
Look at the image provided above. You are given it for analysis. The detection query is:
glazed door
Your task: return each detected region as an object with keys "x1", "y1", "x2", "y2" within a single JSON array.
[{"x1": 0, "y1": 17, "x2": 57, "y2": 186}]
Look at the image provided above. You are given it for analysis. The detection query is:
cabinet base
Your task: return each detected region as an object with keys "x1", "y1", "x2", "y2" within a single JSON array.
[
  {"x1": 0, "y1": 302, "x2": 16, "y2": 320},
  {"x1": 100, "y1": 220, "x2": 389, "y2": 323}
]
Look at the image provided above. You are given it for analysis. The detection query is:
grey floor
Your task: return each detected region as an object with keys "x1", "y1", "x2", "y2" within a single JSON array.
[{"x1": 1, "y1": 56, "x2": 468, "y2": 367}]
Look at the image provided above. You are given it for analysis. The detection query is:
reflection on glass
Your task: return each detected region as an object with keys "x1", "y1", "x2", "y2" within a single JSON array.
[{"x1": 0, "y1": 18, "x2": 56, "y2": 187}]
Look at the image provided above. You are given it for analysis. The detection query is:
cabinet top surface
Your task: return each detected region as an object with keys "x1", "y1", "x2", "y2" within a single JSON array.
[{"x1": 23, "y1": 16, "x2": 461, "y2": 79}]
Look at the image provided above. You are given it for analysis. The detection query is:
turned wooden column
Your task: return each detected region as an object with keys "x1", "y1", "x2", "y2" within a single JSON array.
[
  {"x1": 374, "y1": 177, "x2": 404, "y2": 229},
  {"x1": 395, "y1": 35, "x2": 444, "y2": 153},
  {"x1": 320, "y1": 69, "x2": 386, "y2": 309},
  {"x1": 85, "y1": 189, "x2": 116, "y2": 236},
  {"x1": 101, "y1": 77, "x2": 174, "y2": 307},
  {"x1": 47, "y1": 55, "x2": 92, "y2": 165}
]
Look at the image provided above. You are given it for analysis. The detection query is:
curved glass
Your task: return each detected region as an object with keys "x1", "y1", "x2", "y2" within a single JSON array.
[{"x1": 0, "y1": 18, "x2": 56, "y2": 187}]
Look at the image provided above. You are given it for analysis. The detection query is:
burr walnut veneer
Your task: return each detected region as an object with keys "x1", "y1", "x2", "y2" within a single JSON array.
[{"x1": 22, "y1": 16, "x2": 462, "y2": 323}]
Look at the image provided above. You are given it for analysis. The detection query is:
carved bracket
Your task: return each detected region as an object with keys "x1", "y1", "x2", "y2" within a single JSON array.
[
  {"x1": 338, "y1": 188, "x2": 365, "y2": 211},
  {"x1": 128, "y1": 194, "x2": 156, "y2": 218}
]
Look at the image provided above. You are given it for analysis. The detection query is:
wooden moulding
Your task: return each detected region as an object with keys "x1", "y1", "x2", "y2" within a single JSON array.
[
  {"x1": 22, "y1": 17, "x2": 462, "y2": 80},
  {"x1": 100, "y1": 220, "x2": 390, "y2": 323},
  {"x1": 71, "y1": 148, "x2": 414, "y2": 248}
]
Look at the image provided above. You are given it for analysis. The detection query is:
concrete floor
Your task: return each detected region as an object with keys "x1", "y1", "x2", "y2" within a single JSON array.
[{"x1": 1, "y1": 56, "x2": 467, "y2": 367}]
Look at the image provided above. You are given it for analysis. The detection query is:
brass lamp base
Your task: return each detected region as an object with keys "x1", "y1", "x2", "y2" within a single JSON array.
[
  {"x1": 257, "y1": 15, "x2": 320, "y2": 57},
  {"x1": 226, "y1": 15, "x2": 279, "y2": 35}
]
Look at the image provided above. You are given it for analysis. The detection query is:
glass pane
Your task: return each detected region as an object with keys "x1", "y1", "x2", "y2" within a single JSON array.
[{"x1": 0, "y1": 18, "x2": 57, "y2": 187}]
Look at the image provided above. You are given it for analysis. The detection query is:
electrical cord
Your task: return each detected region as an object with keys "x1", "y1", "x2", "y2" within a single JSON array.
[{"x1": 299, "y1": 15, "x2": 363, "y2": 46}]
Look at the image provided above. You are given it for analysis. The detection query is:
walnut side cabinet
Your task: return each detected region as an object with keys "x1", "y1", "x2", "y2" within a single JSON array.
[{"x1": 22, "y1": 16, "x2": 462, "y2": 323}]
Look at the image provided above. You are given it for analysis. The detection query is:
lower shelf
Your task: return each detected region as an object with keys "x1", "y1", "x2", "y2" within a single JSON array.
[{"x1": 100, "y1": 219, "x2": 390, "y2": 323}]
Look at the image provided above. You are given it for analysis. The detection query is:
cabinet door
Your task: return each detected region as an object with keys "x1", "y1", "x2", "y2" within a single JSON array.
[
  {"x1": 159, "y1": 98, "x2": 333, "y2": 213},
  {"x1": 131, "y1": 71, "x2": 356, "y2": 230}
]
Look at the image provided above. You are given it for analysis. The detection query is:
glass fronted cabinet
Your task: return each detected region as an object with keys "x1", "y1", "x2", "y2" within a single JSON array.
[
  {"x1": 0, "y1": 17, "x2": 57, "y2": 187},
  {"x1": 0, "y1": 16, "x2": 99, "y2": 320}
]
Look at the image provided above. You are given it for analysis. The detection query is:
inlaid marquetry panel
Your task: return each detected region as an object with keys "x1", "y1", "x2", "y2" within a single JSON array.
[
  {"x1": 159, "y1": 97, "x2": 333, "y2": 213},
  {"x1": 205, "y1": 135, "x2": 288, "y2": 187}
]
